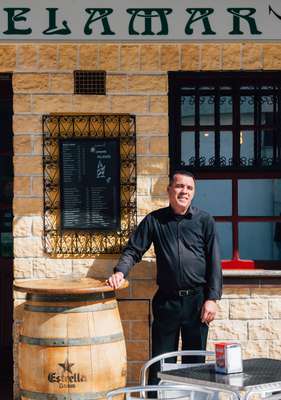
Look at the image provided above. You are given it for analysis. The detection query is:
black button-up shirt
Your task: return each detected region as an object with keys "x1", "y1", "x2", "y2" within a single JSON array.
[{"x1": 115, "y1": 206, "x2": 222, "y2": 300}]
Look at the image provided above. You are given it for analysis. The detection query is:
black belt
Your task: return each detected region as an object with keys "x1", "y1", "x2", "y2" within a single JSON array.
[{"x1": 159, "y1": 286, "x2": 204, "y2": 298}]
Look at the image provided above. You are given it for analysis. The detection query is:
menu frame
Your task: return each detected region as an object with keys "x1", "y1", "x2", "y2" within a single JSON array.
[{"x1": 43, "y1": 114, "x2": 136, "y2": 255}]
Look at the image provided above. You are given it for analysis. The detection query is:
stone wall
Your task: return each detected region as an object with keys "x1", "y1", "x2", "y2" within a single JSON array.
[{"x1": 6, "y1": 42, "x2": 281, "y2": 395}]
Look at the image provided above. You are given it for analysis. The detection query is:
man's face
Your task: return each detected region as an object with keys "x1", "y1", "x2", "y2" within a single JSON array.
[{"x1": 167, "y1": 174, "x2": 195, "y2": 215}]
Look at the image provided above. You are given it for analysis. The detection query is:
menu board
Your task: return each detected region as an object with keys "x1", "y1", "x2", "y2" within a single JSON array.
[{"x1": 60, "y1": 139, "x2": 120, "y2": 231}]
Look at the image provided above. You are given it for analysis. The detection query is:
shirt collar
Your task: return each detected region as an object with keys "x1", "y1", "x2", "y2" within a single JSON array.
[{"x1": 168, "y1": 205, "x2": 195, "y2": 219}]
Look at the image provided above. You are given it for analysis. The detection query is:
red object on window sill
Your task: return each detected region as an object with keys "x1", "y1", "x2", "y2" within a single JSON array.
[{"x1": 222, "y1": 260, "x2": 255, "y2": 269}]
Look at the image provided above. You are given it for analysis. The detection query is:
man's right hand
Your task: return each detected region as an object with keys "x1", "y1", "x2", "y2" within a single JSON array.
[{"x1": 106, "y1": 272, "x2": 125, "y2": 289}]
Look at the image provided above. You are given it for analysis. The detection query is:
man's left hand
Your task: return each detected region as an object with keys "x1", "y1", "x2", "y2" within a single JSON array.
[{"x1": 201, "y1": 300, "x2": 218, "y2": 325}]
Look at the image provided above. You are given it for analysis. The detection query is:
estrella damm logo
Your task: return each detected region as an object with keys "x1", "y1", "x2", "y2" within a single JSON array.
[{"x1": 48, "y1": 358, "x2": 87, "y2": 389}]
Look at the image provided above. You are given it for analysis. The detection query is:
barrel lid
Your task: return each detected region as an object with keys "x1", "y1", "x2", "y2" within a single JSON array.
[{"x1": 14, "y1": 277, "x2": 128, "y2": 294}]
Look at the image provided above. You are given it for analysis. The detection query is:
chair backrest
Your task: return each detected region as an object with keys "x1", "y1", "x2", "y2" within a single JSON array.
[
  {"x1": 140, "y1": 350, "x2": 215, "y2": 386},
  {"x1": 106, "y1": 384, "x2": 217, "y2": 400}
]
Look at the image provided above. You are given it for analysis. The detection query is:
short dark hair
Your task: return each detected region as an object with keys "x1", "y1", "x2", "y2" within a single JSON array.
[{"x1": 169, "y1": 170, "x2": 196, "y2": 186}]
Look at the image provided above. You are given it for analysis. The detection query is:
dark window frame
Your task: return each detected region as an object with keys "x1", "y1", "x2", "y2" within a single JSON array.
[{"x1": 169, "y1": 71, "x2": 281, "y2": 270}]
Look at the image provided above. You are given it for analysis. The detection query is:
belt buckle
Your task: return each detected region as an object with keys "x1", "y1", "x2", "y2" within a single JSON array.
[{"x1": 179, "y1": 289, "x2": 189, "y2": 297}]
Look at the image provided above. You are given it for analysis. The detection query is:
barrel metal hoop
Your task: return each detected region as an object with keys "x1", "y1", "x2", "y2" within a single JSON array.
[
  {"x1": 26, "y1": 291, "x2": 115, "y2": 303},
  {"x1": 20, "y1": 389, "x2": 108, "y2": 399},
  {"x1": 20, "y1": 332, "x2": 124, "y2": 347},
  {"x1": 24, "y1": 302, "x2": 117, "y2": 313}
]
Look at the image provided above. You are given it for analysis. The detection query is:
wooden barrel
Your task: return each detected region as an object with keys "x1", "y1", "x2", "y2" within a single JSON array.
[{"x1": 14, "y1": 278, "x2": 128, "y2": 400}]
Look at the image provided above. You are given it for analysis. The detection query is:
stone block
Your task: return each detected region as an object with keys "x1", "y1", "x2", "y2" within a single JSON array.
[
  {"x1": 150, "y1": 95, "x2": 168, "y2": 113},
  {"x1": 241, "y1": 340, "x2": 269, "y2": 359},
  {"x1": 160, "y1": 45, "x2": 180, "y2": 71},
  {"x1": 216, "y1": 299, "x2": 229, "y2": 320},
  {"x1": 131, "y1": 321, "x2": 150, "y2": 340},
  {"x1": 72, "y1": 95, "x2": 110, "y2": 113},
  {"x1": 137, "y1": 176, "x2": 151, "y2": 195},
  {"x1": 268, "y1": 341, "x2": 281, "y2": 358},
  {"x1": 229, "y1": 299, "x2": 267, "y2": 320},
  {"x1": 99, "y1": 44, "x2": 120, "y2": 71},
  {"x1": 201, "y1": 44, "x2": 222, "y2": 70},
  {"x1": 31, "y1": 177, "x2": 43, "y2": 197},
  {"x1": 209, "y1": 321, "x2": 247, "y2": 340},
  {"x1": 137, "y1": 195, "x2": 168, "y2": 214},
  {"x1": 149, "y1": 136, "x2": 168, "y2": 155},
  {"x1": 131, "y1": 279, "x2": 157, "y2": 299},
  {"x1": 14, "y1": 155, "x2": 42, "y2": 175},
  {"x1": 79, "y1": 44, "x2": 98, "y2": 69},
  {"x1": 14, "y1": 258, "x2": 33, "y2": 279},
  {"x1": 49, "y1": 74, "x2": 74, "y2": 93},
  {"x1": 33, "y1": 258, "x2": 73, "y2": 278},
  {"x1": 151, "y1": 176, "x2": 169, "y2": 196},
  {"x1": 128, "y1": 75, "x2": 167, "y2": 93},
  {"x1": 13, "y1": 73, "x2": 49, "y2": 93},
  {"x1": 127, "y1": 340, "x2": 149, "y2": 361},
  {"x1": 250, "y1": 288, "x2": 281, "y2": 298},
  {"x1": 13, "y1": 95, "x2": 32, "y2": 113},
  {"x1": 14, "y1": 177, "x2": 31, "y2": 196},
  {"x1": 107, "y1": 74, "x2": 127, "y2": 92},
  {"x1": 118, "y1": 300, "x2": 149, "y2": 320},
  {"x1": 222, "y1": 44, "x2": 241, "y2": 70},
  {"x1": 129, "y1": 261, "x2": 156, "y2": 280},
  {"x1": 181, "y1": 45, "x2": 200, "y2": 70},
  {"x1": 13, "y1": 216, "x2": 32, "y2": 237},
  {"x1": 137, "y1": 156, "x2": 168, "y2": 175},
  {"x1": 32, "y1": 136, "x2": 43, "y2": 155},
  {"x1": 58, "y1": 45, "x2": 77, "y2": 70},
  {"x1": 14, "y1": 135, "x2": 32, "y2": 154},
  {"x1": 263, "y1": 44, "x2": 281, "y2": 69},
  {"x1": 120, "y1": 45, "x2": 140, "y2": 71},
  {"x1": 269, "y1": 300, "x2": 281, "y2": 319},
  {"x1": 33, "y1": 95, "x2": 72, "y2": 113},
  {"x1": 248, "y1": 321, "x2": 281, "y2": 340},
  {"x1": 137, "y1": 115, "x2": 168, "y2": 135},
  {"x1": 13, "y1": 197, "x2": 42, "y2": 216},
  {"x1": 137, "y1": 137, "x2": 150, "y2": 155},
  {"x1": 127, "y1": 362, "x2": 144, "y2": 384},
  {"x1": 140, "y1": 45, "x2": 160, "y2": 71},
  {"x1": 13, "y1": 115, "x2": 42, "y2": 134},
  {"x1": 222, "y1": 288, "x2": 251, "y2": 298},
  {"x1": 242, "y1": 44, "x2": 262, "y2": 70},
  {"x1": 0, "y1": 45, "x2": 16, "y2": 70},
  {"x1": 14, "y1": 237, "x2": 44, "y2": 257},
  {"x1": 32, "y1": 216, "x2": 43, "y2": 236},
  {"x1": 111, "y1": 95, "x2": 148, "y2": 113},
  {"x1": 17, "y1": 44, "x2": 38, "y2": 71},
  {"x1": 38, "y1": 45, "x2": 58, "y2": 70}
]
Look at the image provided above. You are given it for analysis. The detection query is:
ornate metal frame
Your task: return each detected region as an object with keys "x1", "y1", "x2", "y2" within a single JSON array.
[{"x1": 43, "y1": 114, "x2": 136, "y2": 255}]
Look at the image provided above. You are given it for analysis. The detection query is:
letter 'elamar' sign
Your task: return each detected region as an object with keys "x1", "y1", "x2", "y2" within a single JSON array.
[{"x1": 1, "y1": 0, "x2": 281, "y2": 41}]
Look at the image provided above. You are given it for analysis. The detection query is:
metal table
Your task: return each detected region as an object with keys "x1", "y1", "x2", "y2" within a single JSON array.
[{"x1": 158, "y1": 358, "x2": 281, "y2": 399}]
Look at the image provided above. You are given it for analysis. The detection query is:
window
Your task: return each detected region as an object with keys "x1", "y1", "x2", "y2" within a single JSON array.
[{"x1": 169, "y1": 72, "x2": 281, "y2": 269}]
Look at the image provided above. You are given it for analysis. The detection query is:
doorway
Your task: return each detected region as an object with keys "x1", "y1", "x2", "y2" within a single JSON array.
[{"x1": 0, "y1": 73, "x2": 13, "y2": 397}]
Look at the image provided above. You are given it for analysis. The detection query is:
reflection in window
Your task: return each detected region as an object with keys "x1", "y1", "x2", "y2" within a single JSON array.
[
  {"x1": 239, "y1": 179, "x2": 281, "y2": 216},
  {"x1": 239, "y1": 222, "x2": 281, "y2": 260},
  {"x1": 216, "y1": 222, "x2": 233, "y2": 259},
  {"x1": 181, "y1": 96, "x2": 195, "y2": 126},
  {"x1": 199, "y1": 131, "x2": 214, "y2": 165},
  {"x1": 200, "y1": 96, "x2": 214, "y2": 125},
  {"x1": 193, "y1": 180, "x2": 232, "y2": 216},
  {"x1": 240, "y1": 96, "x2": 254, "y2": 125},
  {"x1": 220, "y1": 96, "x2": 232, "y2": 125},
  {"x1": 221, "y1": 132, "x2": 233, "y2": 164},
  {"x1": 240, "y1": 130, "x2": 254, "y2": 165},
  {"x1": 181, "y1": 132, "x2": 194, "y2": 165}
]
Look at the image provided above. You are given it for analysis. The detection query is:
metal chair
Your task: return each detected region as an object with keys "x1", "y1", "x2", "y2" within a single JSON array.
[
  {"x1": 140, "y1": 350, "x2": 215, "y2": 386},
  {"x1": 106, "y1": 384, "x2": 217, "y2": 400}
]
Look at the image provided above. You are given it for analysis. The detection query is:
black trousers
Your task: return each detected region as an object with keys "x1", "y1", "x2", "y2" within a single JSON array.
[{"x1": 148, "y1": 288, "x2": 209, "y2": 385}]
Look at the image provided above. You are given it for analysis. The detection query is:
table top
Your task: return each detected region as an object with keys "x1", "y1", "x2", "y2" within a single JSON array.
[
  {"x1": 158, "y1": 358, "x2": 281, "y2": 391},
  {"x1": 14, "y1": 277, "x2": 128, "y2": 294}
]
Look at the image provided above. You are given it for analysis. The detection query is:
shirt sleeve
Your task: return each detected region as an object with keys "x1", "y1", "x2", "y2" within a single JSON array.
[
  {"x1": 114, "y1": 214, "x2": 154, "y2": 278},
  {"x1": 204, "y1": 215, "x2": 223, "y2": 300}
]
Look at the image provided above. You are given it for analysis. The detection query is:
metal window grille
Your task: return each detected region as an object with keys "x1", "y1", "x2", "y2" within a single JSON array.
[{"x1": 74, "y1": 71, "x2": 106, "y2": 95}]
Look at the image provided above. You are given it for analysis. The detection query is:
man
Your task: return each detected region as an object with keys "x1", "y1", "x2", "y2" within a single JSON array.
[{"x1": 107, "y1": 170, "x2": 222, "y2": 384}]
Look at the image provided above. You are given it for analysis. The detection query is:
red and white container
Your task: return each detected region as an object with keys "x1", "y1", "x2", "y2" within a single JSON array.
[{"x1": 215, "y1": 342, "x2": 243, "y2": 374}]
